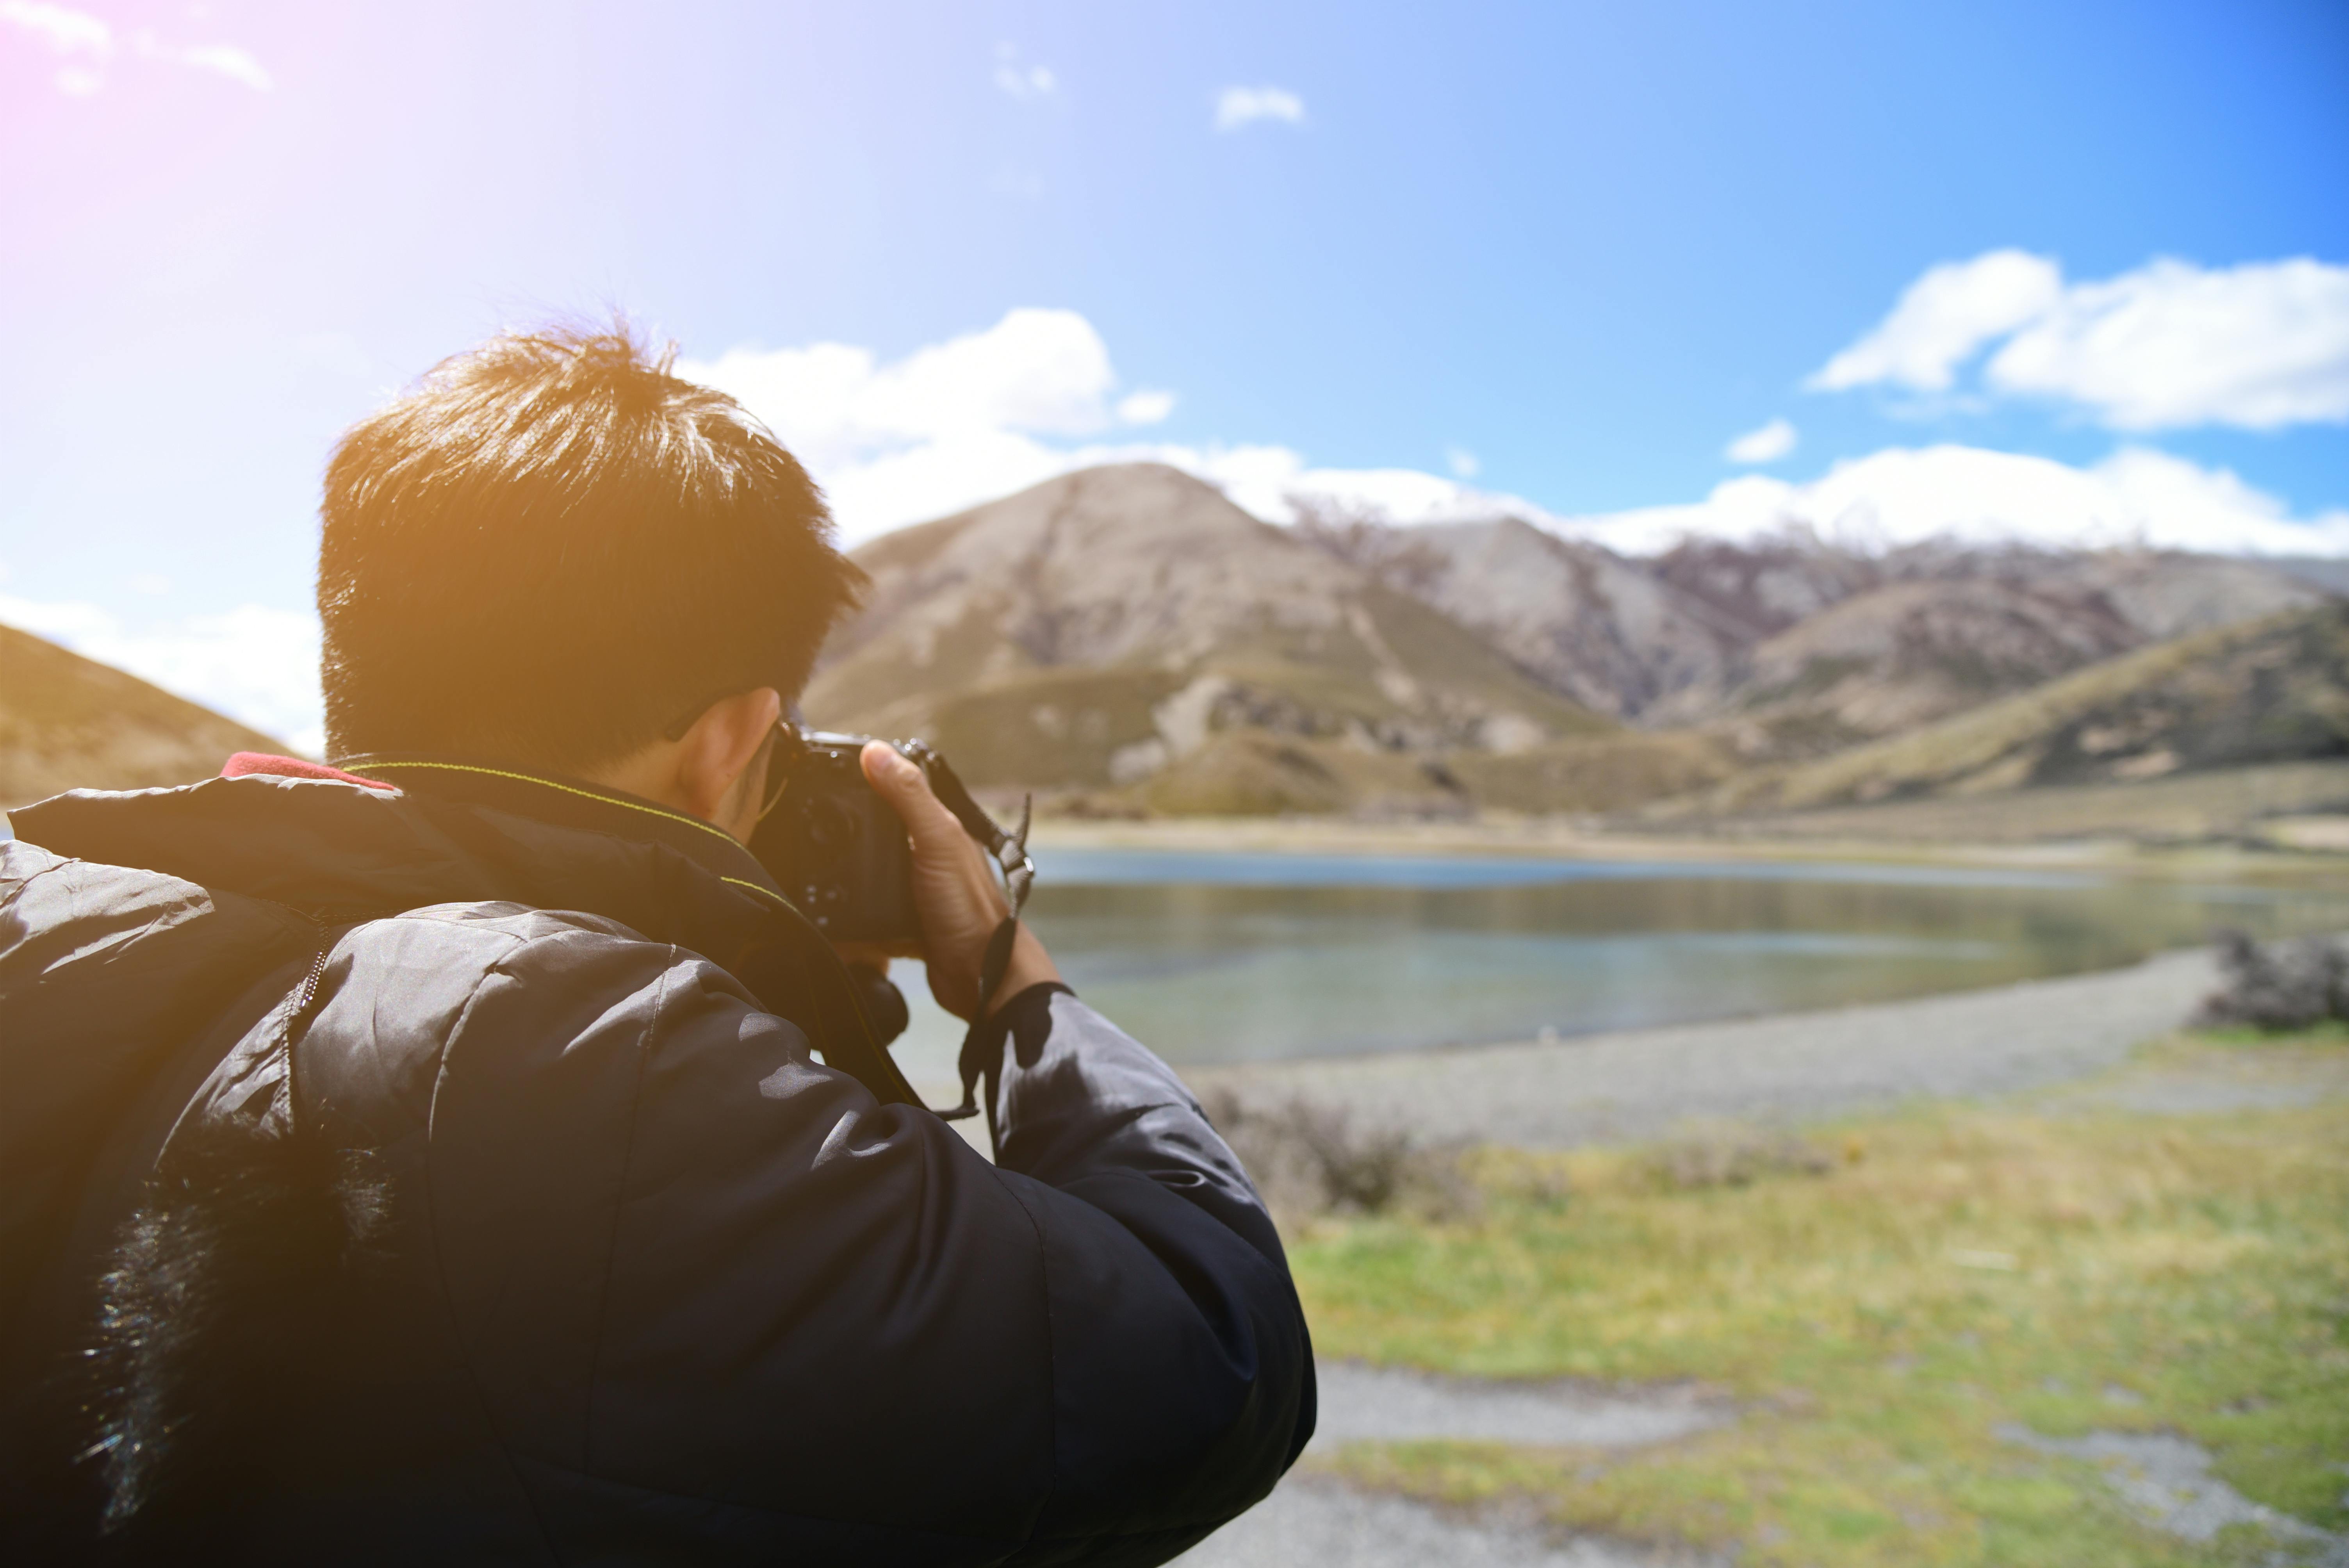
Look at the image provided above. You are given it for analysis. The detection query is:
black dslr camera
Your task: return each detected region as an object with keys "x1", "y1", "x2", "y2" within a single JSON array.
[
  {"x1": 750, "y1": 729, "x2": 926, "y2": 944},
  {"x1": 749, "y1": 726, "x2": 1025, "y2": 945},
  {"x1": 750, "y1": 725, "x2": 1034, "y2": 1096},
  {"x1": 749, "y1": 727, "x2": 1029, "y2": 1050}
]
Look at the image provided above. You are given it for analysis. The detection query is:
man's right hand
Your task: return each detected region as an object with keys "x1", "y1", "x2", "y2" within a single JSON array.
[{"x1": 859, "y1": 741, "x2": 1061, "y2": 1022}]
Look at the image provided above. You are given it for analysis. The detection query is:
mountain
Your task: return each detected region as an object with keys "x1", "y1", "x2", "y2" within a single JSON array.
[
  {"x1": 0, "y1": 622, "x2": 280, "y2": 810},
  {"x1": 2265, "y1": 556, "x2": 2349, "y2": 598},
  {"x1": 808, "y1": 463, "x2": 2339, "y2": 820},
  {"x1": 804, "y1": 463, "x2": 1613, "y2": 813},
  {"x1": 1666, "y1": 601, "x2": 2349, "y2": 817},
  {"x1": 1292, "y1": 514, "x2": 1752, "y2": 719},
  {"x1": 1306, "y1": 518, "x2": 2324, "y2": 757},
  {"x1": 1645, "y1": 550, "x2": 2323, "y2": 759}
]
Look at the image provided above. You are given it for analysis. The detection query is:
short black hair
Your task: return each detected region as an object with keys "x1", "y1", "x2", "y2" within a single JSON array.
[{"x1": 318, "y1": 324, "x2": 864, "y2": 768}]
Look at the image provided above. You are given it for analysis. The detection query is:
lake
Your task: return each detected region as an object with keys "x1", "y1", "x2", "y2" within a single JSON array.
[{"x1": 883, "y1": 848, "x2": 2349, "y2": 1080}]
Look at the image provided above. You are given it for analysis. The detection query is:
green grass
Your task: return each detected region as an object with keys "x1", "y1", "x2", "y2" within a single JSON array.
[{"x1": 1287, "y1": 1034, "x2": 2349, "y2": 1566}]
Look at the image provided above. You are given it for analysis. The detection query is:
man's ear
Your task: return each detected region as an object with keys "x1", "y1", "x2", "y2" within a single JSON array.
[{"x1": 674, "y1": 688, "x2": 783, "y2": 832}]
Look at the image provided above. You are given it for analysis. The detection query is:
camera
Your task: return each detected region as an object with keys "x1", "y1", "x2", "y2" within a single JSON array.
[
  {"x1": 748, "y1": 728, "x2": 933, "y2": 945},
  {"x1": 748, "y1": 725, "x2": 1029, "y2": 1049},
  {"x1": 750, "y1": 725, "x2": 1028, "y2": 946}
]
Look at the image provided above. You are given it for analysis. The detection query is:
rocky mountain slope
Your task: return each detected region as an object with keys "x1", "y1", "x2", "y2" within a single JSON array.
[
  {"x1": 1290, "y1": 512, "x2": 1753, "y2": 719},
  {"x1": 811, "y1": 464, "x2": 2338, "y2": 818},
  {"x1": 1, "y1": 622, "x2": 280, "y2": 809},
  {"x1": 1666, "y1": 601, "x2": 2349, "y2": 817},
  {"x1": 1645, "y1": 546, "x2": 2327, "y2": 759},
  {"x1": 804, "y1": 464, "x2": 1611, "y2": 813},
  {"x1": 1307, "y1": 519, "x2": 2325, "y2": 759}
]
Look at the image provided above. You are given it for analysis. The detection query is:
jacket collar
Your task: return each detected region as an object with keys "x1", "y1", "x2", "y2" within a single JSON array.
[
  {"x1": 331, "y1": 752, "x2": 790, "y2": 914},
  {"x1": 12, "y1": 754, "x2": 920, "y2": 1109}
]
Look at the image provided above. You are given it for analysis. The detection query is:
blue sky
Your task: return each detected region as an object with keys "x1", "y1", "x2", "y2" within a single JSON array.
[{"x1": 2, "y1": 0, "x2": 2345, "y2": 748}]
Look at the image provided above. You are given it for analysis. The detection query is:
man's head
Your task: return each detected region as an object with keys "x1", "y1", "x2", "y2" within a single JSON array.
[{"x1": 317, "y1": 324, "x2": 864, "y2": 789}]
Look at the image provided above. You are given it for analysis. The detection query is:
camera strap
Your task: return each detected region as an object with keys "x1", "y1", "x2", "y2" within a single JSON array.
[{"x1": 936, "y1": 791, "x2": 1034, "y2": 1125}]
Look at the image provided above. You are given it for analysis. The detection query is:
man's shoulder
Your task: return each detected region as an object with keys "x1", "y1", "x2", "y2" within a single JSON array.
[
  {"x1": 307, "y1": 902, "x2": 768, "y2": 1123},
  {"x1": 360, "y1": 899, "x2": 649, "y2": 948},
  {"x1": 325, "y1": 900, "x2": 725, "y2": 1044}
]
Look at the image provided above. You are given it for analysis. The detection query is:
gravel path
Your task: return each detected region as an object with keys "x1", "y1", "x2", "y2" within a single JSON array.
[
  {"x1": 1172, "y1": 1478, "x2": 1721, "y2": 1568},
  {"x1": 1173, "y1": 1365, "x2": 1731, "y2": 1568},
  {"x1": 1187, "y1": 948, "x2": 2219, "y2": 1149},
  {"x1": 1307, "y1": 1364, "x2": 1728, "y2": 1449}
]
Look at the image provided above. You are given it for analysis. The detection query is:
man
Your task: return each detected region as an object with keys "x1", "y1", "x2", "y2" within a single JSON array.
[{"x1": 0, "y1": 327, "x2": 1314, "y2": 1563}]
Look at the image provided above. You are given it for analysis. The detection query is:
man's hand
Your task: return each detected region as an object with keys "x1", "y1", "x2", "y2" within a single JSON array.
[{"x1": 859, "y1": 741, "x2": 1061, "y2": 1022}]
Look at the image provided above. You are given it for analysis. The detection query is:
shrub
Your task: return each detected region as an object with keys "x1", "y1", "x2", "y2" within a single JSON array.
[
  {"x1": 2194, "y1": 929, "x2": 2349, "y2": 1032},
  {"x1": 1200, "y1": 1088, "x2": 1475, "y2": 1221}
]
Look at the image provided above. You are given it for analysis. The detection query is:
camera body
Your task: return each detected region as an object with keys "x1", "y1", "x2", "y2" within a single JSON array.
[
  {"x1": 749, "y1": 726, "x2": 1025, "y2": 1054},
  {"x1": 748, "y1": 729, "x2": 931, "y2": 944}
]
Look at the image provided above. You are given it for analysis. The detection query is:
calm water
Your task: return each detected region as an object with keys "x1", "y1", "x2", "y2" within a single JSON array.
[{"x1": 886, "y1": 848, "x2": 2349, "y2": 1076}]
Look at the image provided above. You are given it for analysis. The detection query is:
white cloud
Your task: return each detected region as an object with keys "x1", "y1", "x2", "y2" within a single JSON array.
[
  {"x1": 682, "y1": 309, "x2": 2349, "y2": 560},
  {"x1": 2093, "y1": 447, "x2": 2349, "y2": 552},
  {"x1": 179, "y1": 42, "x2": 270, "y2": 91},
  {"x1": 993, "y1": 43, "x2": 1054, "y2": 100},
  {"x1": 1446, "y1": 446, "x2": 1481, "y2": 479},
  {"x1": 674, "y1": 304, "x2": 1540, "y2": 540},
  {"x1": 1178, "y1": 451, "x2": 1557, "y2": 531},
  {"x1": 681, "y1": 308, "x2": 1184, "y2": 540},
  {"x1": 683, "y1": 308, "x2": 1117, "y2": 465},
  {"x1": 1809, "y1": 250, "x2": 2062, "y2": 394},
  {"x1": 1724, "y1": 417, "x2": 1797, "y2": 464},
  {"x1": 1986, "y1": 257, "x2": 2349, "y2": 430},
  {"x1": 1215, "y1": 85, "x2": 1305, "y2": 132},
  {"x1": 1545, "y1": 444, "x2": 2349, "y2": 558},
  {"x1": 1815, "y1": 250, "x2": 2349, "y2": 431},
  {"x1": 0, "y1": 1, "x2": 110, "y2": 56},
  {"x1": 1116, "y1": 388, "x2": 1176, "y2": 425},
  {"x1": 1, "y1": 7, "x2": 271, "y2": 94},
  {"x1": 0, "y1": 595, "x2": 323, "y2": 755}
]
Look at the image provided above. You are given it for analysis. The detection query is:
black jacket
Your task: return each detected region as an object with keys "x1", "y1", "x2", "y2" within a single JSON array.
[{"x1": 0, "y1": 760, "x2": 1314, "y2": 1564}]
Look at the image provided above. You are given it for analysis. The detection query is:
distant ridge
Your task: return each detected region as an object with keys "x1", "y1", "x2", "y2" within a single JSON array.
[
  {"x1": 0, "y1": 622, "x2": 280, "y2": 809},
  {"x1": 1308, "y1": 516, "x2": 2327, "y2": 759},
  {"x1": 809, "y1": 461, "x2": 2337, "y2": 823},
  {"x1": 1665, "y1": 601, "x2": 2349, "y2": 818}
]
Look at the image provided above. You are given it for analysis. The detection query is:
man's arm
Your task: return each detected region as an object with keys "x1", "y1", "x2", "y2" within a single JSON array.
[
  {"x1": 980, "y1": 981, "x2": 1316, "y2": 1559},
  {"x1": 864, "y1": 736, "x2": 1314, "y2": 1557},
  {"x1": 400, "y1": 924, "x2": 1309, "y2": 1563}
]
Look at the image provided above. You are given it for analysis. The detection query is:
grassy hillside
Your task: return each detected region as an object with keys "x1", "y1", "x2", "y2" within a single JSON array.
[
  {"x1": 1645, "y1": 553, "x2": 2327, "y2": 764},
  {"x1": 1669, "y1": 602, "x2": 2349, "y2": 818},
  {"x1": 0, "y1": 622, "x2": 280, "y2": 809}
]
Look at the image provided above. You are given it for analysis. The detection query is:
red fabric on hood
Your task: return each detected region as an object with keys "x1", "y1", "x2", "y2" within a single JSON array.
[{"x1": 221, "y1": 752, "x2": 397, "y2": 792}]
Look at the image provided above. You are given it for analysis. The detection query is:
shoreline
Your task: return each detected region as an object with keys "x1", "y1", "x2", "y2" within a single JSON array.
[
  {"x1": 1025, "y1": 811, "x2": 2349, "y2": 885},
  {"x1": 1176, "y1": 945, "x2": 2227, "y2": 1151}
]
